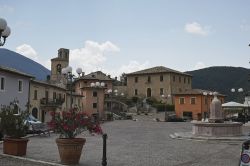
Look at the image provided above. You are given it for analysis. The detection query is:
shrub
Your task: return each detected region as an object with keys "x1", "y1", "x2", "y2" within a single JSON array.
[{"x1": 0, "y1": 102, "x2": 29, "y2": 138}]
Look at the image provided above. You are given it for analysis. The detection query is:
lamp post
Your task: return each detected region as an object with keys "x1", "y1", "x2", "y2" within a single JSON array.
[
  {"x1": 107, "y1": 89, "x2": 118, "y2": 113},
  {"x1": 62, "y1": 66, "x2": 82, "y2": 109},
  {"x1": 0, "y1": 18, "x2": 11, "y2": 46},
  {"x1": 161, "y1": 94, "x2": 171, "y2": 121},
  {"x1": 91, "y1": 81, "x2": 105, "y2": 121},
  {"x1": 231, "y1": 88, "x2": 246, "y2": 123},
  {"x1": 202, "y1": 91, "x2": 213, "y2": 121}
]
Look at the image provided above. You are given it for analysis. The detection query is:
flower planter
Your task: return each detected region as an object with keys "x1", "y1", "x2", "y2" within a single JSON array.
[
  {"x1": 3, "y1": 138, "x2": 29, "y2": 156},
  {"x1": 56, "y1": 138, "x2": 86, "y2": 165}
]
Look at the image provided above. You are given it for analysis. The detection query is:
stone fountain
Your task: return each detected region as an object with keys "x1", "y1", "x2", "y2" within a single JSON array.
[{"x1": 192, "y1": 92, "x2": 243, "y2": 137}]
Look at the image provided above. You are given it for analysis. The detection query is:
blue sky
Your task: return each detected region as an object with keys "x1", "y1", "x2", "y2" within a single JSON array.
[{"x1": 1, "y1": 0, "x2": 250, "y2": 77}]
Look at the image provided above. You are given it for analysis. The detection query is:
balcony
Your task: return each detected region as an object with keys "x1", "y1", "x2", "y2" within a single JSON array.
[{"x1": 40, "y1": 98, "x2": 65, "y2": 108}]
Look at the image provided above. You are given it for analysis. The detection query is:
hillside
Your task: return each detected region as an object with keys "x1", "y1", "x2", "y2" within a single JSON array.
[
  {"x1": 186, "y1": 66, "x2": 250, "y2": 102},
  {"x1": 0, "y1": 48, "x2": 50, "y2": 81}
]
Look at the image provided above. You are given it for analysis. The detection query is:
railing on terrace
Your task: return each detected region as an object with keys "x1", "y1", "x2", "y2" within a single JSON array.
[{"x1": 40, "y1": 98, "x2": 65, "y2": 107}]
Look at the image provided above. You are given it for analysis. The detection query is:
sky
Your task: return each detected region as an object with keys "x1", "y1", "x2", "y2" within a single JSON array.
[{"x1": 1, "y1": 0, "x2": 250, "y2": 77}]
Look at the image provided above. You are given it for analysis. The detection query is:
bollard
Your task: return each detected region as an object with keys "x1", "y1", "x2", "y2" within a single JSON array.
[
  {"x1": 239, "y1": 139, "x2": 250, "y2": 166},
  {"x1": 102, "y1": 133, "x2": 108, "y2": 166}
]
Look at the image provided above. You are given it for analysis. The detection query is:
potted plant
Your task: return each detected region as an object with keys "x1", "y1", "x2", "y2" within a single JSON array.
[
  {"x1": 0, "y1": 101, "x2": 29, "y2": 156},
  {"x1": 49, "y1": 108, "x2": 100, "y2": 165}
]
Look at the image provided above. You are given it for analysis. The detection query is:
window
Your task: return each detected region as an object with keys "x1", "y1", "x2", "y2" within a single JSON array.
[
  {"x1": 179, "y1": 97, "x2": 185, "y2": 104},
  {"x1": 93, "y1": 91, "x2": 97, "y2": 97},
  {"x1": 147, "y1": 76, "x2": 151, "y2": 83},
  {"x1": 34, "y1": 90, "x2": 37, "y2": 100},
  {"x1": 179, "y1": 76, "x2": 181, "y2": 83},
  {"x1": 184, "y1": 77, "x2": 186, "y2": 83},
  {"x1": 93, "y1": 103, "x2": 97, "y2": 108},
  {"x1": 59, "y1": 93, "x2": 62, "y2": 101},
  {"x1": 147, "y1": 88, "x2": 151, "y2": 97},
  {"x1": 190, "y1": 97, "x2": 196, "y2": 104},
  {"x1": 188, "y1": 78, "x2": 190, "y2": 84},
  {"x1": 18, "y1": 80, "x2": 23, "y2": 92},
  {"x1": 135, "y1": 77, "x2": 138, "y2": 83},
  {"x1": 160, "y1": 88, "x2": 164, "y2": 95},
  {"x1": 53, "y1": 92, "x2": 56, "y2": 100},
  {"x1": 0, "y1": 77, "x2": 5, "y2": 91},
  {"x1": 56, "y1": 64, "x2": 62, "y2": 74},
  {"x1": 160, "y1": 75, "x2": 163, "y2": 82},
  {"x1": 173, "y1": 75, "x2": 175, "y2": 82},
  {"x1": 134, "y1": 89, "x2": 138, "y2": 95},
  {"x1": 205, "y1": 98, "x2": 208, "y2": 105}
]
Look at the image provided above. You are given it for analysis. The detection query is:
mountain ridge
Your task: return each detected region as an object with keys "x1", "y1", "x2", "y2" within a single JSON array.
[
  {"x1": 186, "y1": 66, "x2": 250, "y2": 102},
  {"x1": 0, "y1": 48, "x2": 50, "y2": 81}
]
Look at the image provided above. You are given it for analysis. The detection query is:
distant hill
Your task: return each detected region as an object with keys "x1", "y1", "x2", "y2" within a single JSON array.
[
  {"x1": 186, "y1": 66, "x2": 250, "y2": 102},
  {"x1": 0, "y1": 48, "x2": 50, "y2": 81}
]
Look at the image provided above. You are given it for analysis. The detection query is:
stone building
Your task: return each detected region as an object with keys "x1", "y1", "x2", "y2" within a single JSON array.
[
  {"x1": 125, "y1": 66, "x2": 192, "y2": 103},
  {"x1": 28, "y1": 48, "x2": 84, "y2": 122},
  {"x1": 50, "y1": 48, "x2": 69, "y2": 84}
]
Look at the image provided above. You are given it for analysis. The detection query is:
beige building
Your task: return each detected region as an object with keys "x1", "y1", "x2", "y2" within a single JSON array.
[
  {"x1": 74, "y1": 71, "x2": 113, "y2": 119},
  {"x1": 125, "y1": 66, "x2": 192, "y2": 103},
  {"x1": 29, "y1": 48, "x2": 84, "y2": 123},
  {"x1": 29, "y1": 80, "x2": 66, "y2": 123}
]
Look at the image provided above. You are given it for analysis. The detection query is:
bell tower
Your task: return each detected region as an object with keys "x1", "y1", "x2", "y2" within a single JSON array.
[{"x1": 50, "y1": 48, "x2": 69, "y2": 83}]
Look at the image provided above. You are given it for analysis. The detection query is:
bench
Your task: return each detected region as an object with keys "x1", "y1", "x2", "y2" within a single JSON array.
[{"x1": 31, "y1": 123, "x2": 51, "y2": 136}]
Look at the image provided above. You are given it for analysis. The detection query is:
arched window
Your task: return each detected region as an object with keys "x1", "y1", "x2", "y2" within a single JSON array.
[
  {"x1": 56, "y1": 64, "x2": 62, "y2": 74},
  {"x1": 32, "y1": 108, "x2": 38, "y2": 119}
]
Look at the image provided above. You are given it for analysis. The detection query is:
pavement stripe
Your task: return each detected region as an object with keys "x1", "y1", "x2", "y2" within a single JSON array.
[{"x1": 0, "y1": 153, "x2": 64, "y2": 166}]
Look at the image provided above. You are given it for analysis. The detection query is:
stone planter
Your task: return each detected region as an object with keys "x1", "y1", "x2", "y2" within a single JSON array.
[
  {"x1": 3, "y1": 138, "x2": 29, "y2": 156},
  {"x1": 56, "y1": 138, "x2": 86, "y2": 165}
]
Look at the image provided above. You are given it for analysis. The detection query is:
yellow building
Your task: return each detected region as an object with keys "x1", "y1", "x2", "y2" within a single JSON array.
[
  {"x1": 29, "y1": 80, "x2": 66, "y2": 122},
  {"x1": 125, "y1": 66, "x2": 192, "y2": 103}
]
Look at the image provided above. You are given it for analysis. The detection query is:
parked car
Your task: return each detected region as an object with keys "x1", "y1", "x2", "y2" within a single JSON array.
[
  {"x1": 165, "y1": 114, "x2": 185, "y2": 122},
  {"x1": 26, "y1": 115, "x2": 42, "y2": 133}
]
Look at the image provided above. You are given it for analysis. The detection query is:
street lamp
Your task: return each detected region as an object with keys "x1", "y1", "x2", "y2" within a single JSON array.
[
  {"x1": 91, "y1": 81, "x2": 105, "y2": 121},
  {"x1": 62, "y1": 66, "x2": 82, "y2": 109},
  {"x1": 202, "y1": 91, "x2": 213, "y2": 121},
  {"x1": 0, "y1": 18, "x2": 11, "y2": 46},
  {"x1": 161, "y1": 94, "x2": 171, "y2": 121},
  {"x1": 231, "y1": 88, "x2": 246, "y2": 123}
]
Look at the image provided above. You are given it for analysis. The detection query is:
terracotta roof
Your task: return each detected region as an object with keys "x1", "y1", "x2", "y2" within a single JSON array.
[
  {"x1": 174, "y1": 89, "x2": 225, "y2": 96},
  {"x1": 125, "y1": 66, "x2": 192, "y2": 76},
  {"x1": 79, "y1": 71, "x2": 113, "y2": 81}
]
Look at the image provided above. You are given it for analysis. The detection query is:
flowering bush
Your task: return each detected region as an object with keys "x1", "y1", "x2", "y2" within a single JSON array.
[
  {"x1": 0, "y1": 102, "x2": 29, "y2": 138},
  {"x1": 49, "y1": 108, "x2": 96, "y2": 138}
]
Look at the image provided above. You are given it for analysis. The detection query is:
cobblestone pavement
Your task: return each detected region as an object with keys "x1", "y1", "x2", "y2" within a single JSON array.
[{"x1": 0, "y1": 113, "x2": 248, "y2": 166}]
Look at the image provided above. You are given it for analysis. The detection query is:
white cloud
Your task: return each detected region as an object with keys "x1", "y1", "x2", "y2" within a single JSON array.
[
  {"x1": 193, "y1": 62, "x2": 206, "y2": 70},
  {"x1": 240, "y1": 20, "x2": 250, "y2": 31},
  {"x1": 15, "y1": 44, "x2": 50, "y2": 70},
  {"x1": 185, "y1": 22, "x2": 210, "y2": 36},
  {"x1": 70, "y1": 40, "x2": 120, "y2": 74},
  {"x1": 102, "y1": 60, "x2": 150, "y2": 78},
  {"x1": 16, "y1": 44, "x2": 39, "y2": 61},
  {"x1": 14, "y1": 41, "x2": 148, "y2": 79},
  {"x1": 0, "y1": 5, "x2": 14, "y2": 13}
]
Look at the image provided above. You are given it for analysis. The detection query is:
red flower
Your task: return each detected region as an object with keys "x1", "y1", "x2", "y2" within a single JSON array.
[{"x1": 49, "y1": 108, "x2": 100, "y2": 138}]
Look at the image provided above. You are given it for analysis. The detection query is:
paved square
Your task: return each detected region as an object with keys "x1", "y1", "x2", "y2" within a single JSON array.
[{"x1": 0, "y1": 115, "x2": 248, "y2": 166}]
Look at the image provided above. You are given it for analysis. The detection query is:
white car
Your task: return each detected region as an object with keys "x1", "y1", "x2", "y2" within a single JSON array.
[{"x1": 26, "y1": 115, "x2": 42, "y2": 133}]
